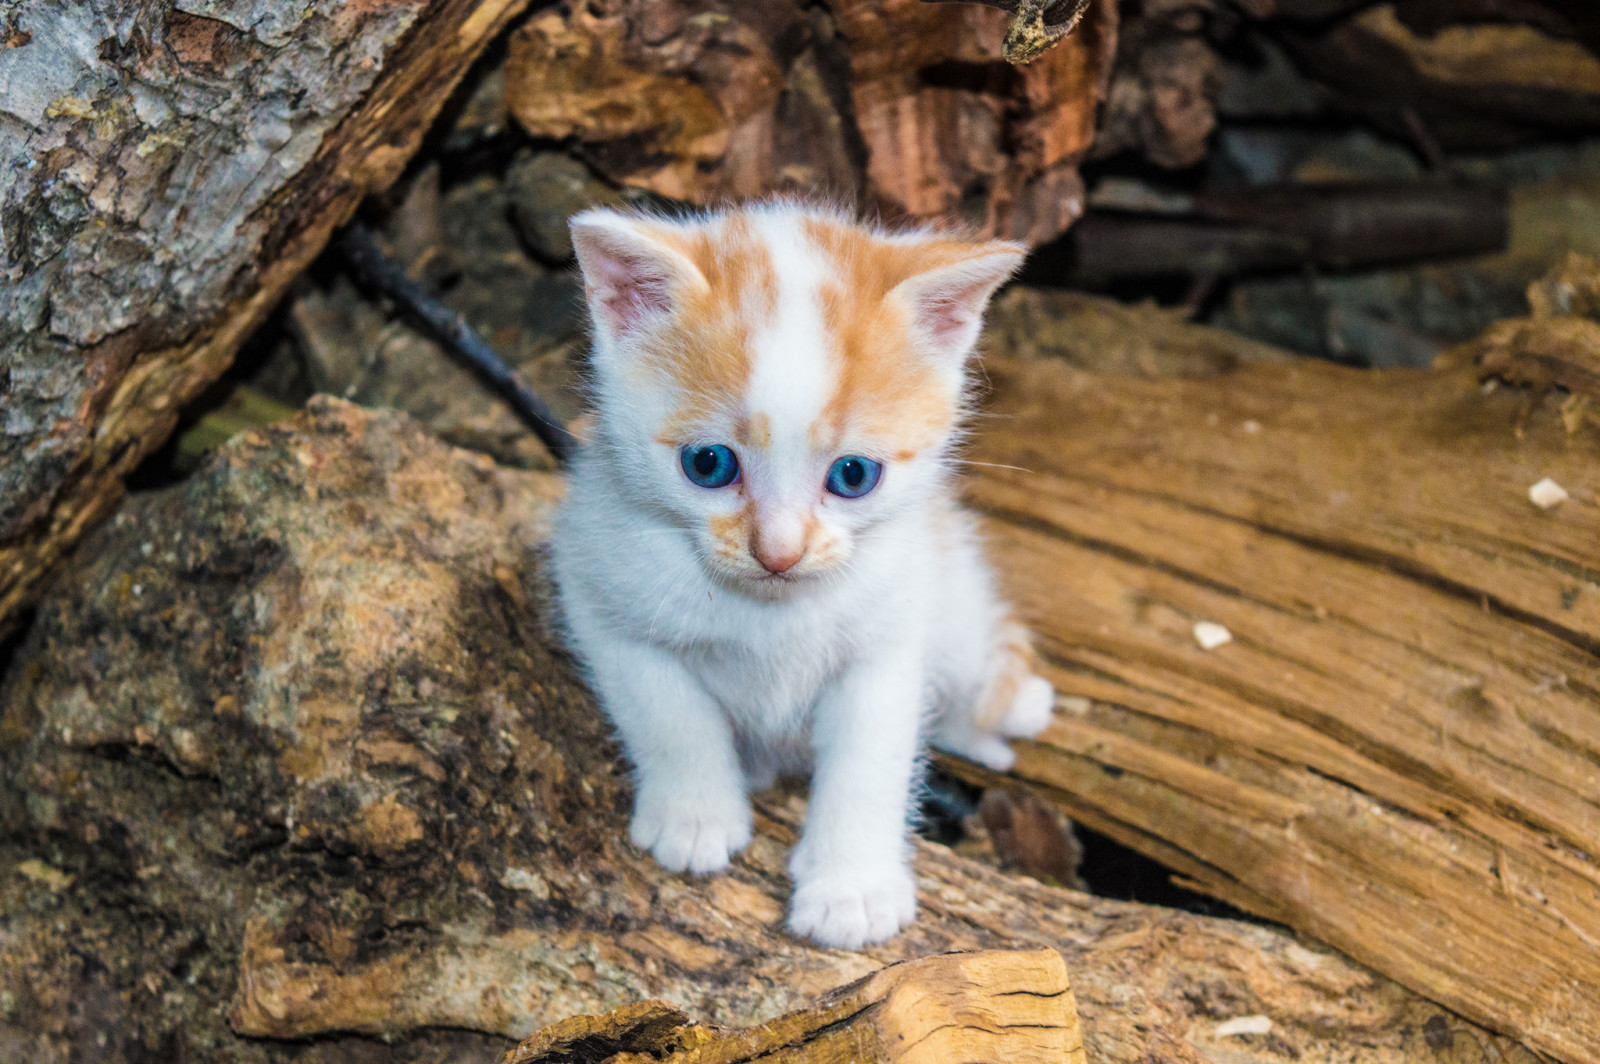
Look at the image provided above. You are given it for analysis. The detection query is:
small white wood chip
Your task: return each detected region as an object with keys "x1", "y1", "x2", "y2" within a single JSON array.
[
  {"x1": 499, "y1": 867, "x2": 551, "y2": 899},
  {"x1": 1057, "y1": 695, "x2": 1092, "y2": 716},
  {"x1": 1215, "y1": 1015, "x2": 1273, "y2": 1038},
  {"x1": 1193, "y1": 621, "x2": 1233, "y2": 650},
  {"x1": 1242, "y1": 420, "x2": 1262, "y2": 434},
  {"x1": 1529, "y1": 477, "x2": 1570, "y2": 509}
]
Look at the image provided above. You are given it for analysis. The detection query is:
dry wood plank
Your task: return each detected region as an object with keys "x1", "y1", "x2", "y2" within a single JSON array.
[
  {"x1": 949, "y1": 327, "x2": 1600, "y2": 1063},
  {"x1": 496, "y1": 949, "x2": 1085, "y2": 1064}
]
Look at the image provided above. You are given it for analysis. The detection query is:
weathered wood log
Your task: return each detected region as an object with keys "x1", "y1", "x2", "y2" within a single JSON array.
[
  {"x1": 502, "y1": 0, "x2": 1117, "y2": 243},
  {"x1": 1030, "y1": 180, "x2": 1510, "y2": 284},
  {"x1": 942, "y1": 290, "x2": 1600, "y2": 1063},
  {"x1": 0, "y1": 398, "x2": 1536, "y2": 1064},
  {"x1": 1283, "y1": 1, "x2": 1600, "y2": 147},
  {"x1": 0, "y1": 0, "x2": 533, "y2": 641},
  {"x1": 496, "y1": 949, "x2": 1086, "y2": 1064}
]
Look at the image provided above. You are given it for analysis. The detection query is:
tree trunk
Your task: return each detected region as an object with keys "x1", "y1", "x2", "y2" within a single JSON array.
[
  {"x1": 0, "y1": 0, "x2": 532, "y2": 641},
  {"x1": 947, "y1": 276, "x2": 1600, "y2": 1064},
  {"x1": 0, "y1": 398, "x2": 1532, "y2": 1064}
]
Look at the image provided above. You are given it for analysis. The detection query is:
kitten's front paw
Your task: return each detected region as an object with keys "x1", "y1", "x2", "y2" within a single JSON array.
[
  {"x1": 630, "y1": 789, "x2": 752, "y2": 874},
  {"x1": 787, "y1": 863, "x2": 917, "y2": 949}
]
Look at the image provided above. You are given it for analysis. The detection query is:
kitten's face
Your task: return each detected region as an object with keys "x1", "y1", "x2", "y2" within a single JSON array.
[{"x1": 571, "y1": 205, "x2": 1023, "y2": 599}]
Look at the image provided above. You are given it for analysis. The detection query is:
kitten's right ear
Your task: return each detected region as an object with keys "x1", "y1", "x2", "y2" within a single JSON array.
[{"x1": 570, "y1": 210, "x2": 704, "y2": 340}]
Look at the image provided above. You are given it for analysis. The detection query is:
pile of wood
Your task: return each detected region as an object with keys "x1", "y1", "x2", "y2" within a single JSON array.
[
  {"x1": 4, "y1": 3, "x2": 1600, "y2": 1064},
  {"x1": 0, "y1": 397, "x2": 1544, "y2": 1064}
]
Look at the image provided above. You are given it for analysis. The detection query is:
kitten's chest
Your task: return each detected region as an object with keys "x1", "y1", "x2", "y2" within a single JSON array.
[{"x1": 681, "y1": 593, "x2": 853, "y2": 731}]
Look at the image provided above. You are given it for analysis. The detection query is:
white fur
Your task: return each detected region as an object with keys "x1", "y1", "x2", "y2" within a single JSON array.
[{"x1": 551, "y1": 204, "x2": 1053, "y2": 949}]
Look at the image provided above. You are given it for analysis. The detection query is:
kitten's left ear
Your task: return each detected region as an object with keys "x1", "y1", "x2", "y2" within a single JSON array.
[{"x1": 892, "y1": 243, "x2": 1026, "y2": 364}]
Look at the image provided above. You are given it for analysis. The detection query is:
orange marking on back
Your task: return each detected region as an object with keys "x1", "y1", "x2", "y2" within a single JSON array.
[{"x1": 976, "y1": 619, "x2": 1040, "y2": 730}]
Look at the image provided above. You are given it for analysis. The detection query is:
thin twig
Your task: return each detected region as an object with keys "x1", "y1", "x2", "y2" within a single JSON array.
[{"x1": 337, "y1": 222, "x2": 578, "y2": 466}]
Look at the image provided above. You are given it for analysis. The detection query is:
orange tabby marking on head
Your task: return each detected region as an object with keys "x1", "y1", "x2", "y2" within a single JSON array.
[
  {"x1": 802, "y1": 217, "x2": 997, "y2": 453},
  {"x1": 708, "y1": 504, "x2": 754, "y2": 562},
  {"x1": 637, "y1": 214, "x2": 780, "y2": 440},
  {"x1": 736, "y1": 412, "x2": 772, "y2": 449}
]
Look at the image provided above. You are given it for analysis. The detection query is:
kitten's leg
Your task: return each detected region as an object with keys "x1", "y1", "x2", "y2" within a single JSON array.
[
  {"x1": 586, "y1": 637, "x2": 751, "y2": 874},
  {"x1": 932, "y1": 618, "x2": 1054, "y2": 771},
  {"x1": 787, "y1": 650, "x2": 922, "y2": 949}
]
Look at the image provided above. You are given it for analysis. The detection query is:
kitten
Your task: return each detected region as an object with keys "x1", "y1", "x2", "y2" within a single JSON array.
[{"x1": 549, "y1": 202, "x2": 1054, "y2": 949}]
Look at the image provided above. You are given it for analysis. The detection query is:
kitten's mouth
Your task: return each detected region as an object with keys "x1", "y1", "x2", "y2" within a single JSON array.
[{"x1": 716, "y1": 564, "x2": 815, "y2": 597}]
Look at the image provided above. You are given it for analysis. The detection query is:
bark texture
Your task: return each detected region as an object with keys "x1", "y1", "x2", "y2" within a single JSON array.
[
  {"x1": 502, "y1": 0, "x2": 1118, "y2": 243},
  {"x1": 0, "y1": 398, "x2": 1534, "y2": 1064},
  {"x1": 946, "y1": 278, "x2": 1600, "y2": 1064},
  {"x1": 0, "y1": 0, "x2": 532, "y2": 640}
]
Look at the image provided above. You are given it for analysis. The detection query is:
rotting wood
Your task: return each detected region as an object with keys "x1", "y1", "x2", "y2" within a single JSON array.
[
  {"x1": 1454, "y1": 252, "x2": 1600, "y2": 404},
  {"x1": 0, "y1": 0, "x2": 534, "y2": 641},
  {"x1": 942, "y1": 295, "x2": 1600, "y2": 1064},
  {"x1": 496, "y1": 949, "x2": 1086, "y2": 1064}
]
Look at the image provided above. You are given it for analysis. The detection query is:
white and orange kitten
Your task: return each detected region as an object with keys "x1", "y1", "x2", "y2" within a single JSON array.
[{"x1": 550, "y1": 202, "x2": 1054, "y2": 949}]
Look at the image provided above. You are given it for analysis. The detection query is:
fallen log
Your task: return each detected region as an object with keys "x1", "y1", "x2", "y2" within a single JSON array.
[
  {"x1": 0, "y1": 0, "x2": 534, "y2": 641},
  {"x1": 1029, "y1": 180, "x2": 1510, "y2": 285},
  {"x1": 949, "y1": 290, "x2": 1600, "y2": 1063},
  {"x1": 1284, "y1": 1, "x2": 1600, "y2": 147},
  {"x1": 0, "y1": 399, "x2": 1535, "y2": 1064},
  {"x1": 496, "y1": 949, "x2": 1086, "y2": 1064}
]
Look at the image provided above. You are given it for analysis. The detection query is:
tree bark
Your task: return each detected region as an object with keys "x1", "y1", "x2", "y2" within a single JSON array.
[
  {"x1": 502, "y1": 0, "x2": 1118, "y2": 244},
  {"x1": 0, "y1": 398, "x2": 1533, "y2": 1064},
  {"x1": 0, "y1": 0, "x2": 533, "y2": 641},
  {"x1": 946, "y1": 284, "x2": 1600, "y2": 1064}
]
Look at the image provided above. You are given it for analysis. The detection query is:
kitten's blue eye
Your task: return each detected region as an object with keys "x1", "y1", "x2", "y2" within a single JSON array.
[
  {"x1": 825, "y1": 456, "x2": 881, "y2": 499},
  {"x1": 681, "y1": 445, "x2": 740, "y2": 488}
]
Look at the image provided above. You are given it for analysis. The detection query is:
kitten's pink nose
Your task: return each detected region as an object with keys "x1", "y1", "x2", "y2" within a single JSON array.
[
  {"x1": 754, "y1": 544, "x2": 803, "y2": 574},
  {"x1": 751, "y1": 513, "x2": 806, "y2": 574}
]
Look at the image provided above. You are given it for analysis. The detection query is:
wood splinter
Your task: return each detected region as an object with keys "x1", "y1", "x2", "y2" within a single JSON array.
[{"x1": 497, "y1": 949, "x2": 1085, "y2": 1064}]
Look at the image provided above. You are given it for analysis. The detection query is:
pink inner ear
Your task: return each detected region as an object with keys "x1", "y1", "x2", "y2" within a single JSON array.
[
  {"x1": 596, "y1": 251, "x2": 672, "y2": 332},
  {"x1": 571, "y1": 219, "x2": 689, "y2": 336},
  {"x1": 584, "y1": 242, "x2": 673, "y2": 333},
  {"x1": 902, "y1": 249, "x2": 1025, "y2": 358},
  {"x1": 918, "y1": 280, "x2": 992, "y2": 348}
]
